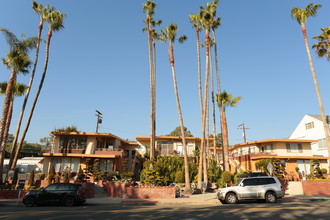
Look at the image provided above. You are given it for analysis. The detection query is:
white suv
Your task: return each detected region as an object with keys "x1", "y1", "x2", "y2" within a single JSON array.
[{"x1": 217, "y1": 176, "x2": 285, "y2": 204}]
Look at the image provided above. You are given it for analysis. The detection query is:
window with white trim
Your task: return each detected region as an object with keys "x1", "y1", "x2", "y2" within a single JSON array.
[
  {"x1": 318, "y1": 138, "x2": 328, "y2": 150},
  {"x1": 305, "y1": 122, "x2": 314, "y2": 130},
  {"x1": 286, "y1": 143, "x2": 303, "y2": 153}
]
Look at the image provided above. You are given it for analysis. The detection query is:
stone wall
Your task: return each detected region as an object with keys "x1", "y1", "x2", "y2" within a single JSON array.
[
  {"x1": 103, "y1": 181, "x2": 176, "y2": 199},
  {"x1": 0, "y1": 190, "x2": 31, "y2": 199},
  {"x1": 302, "y1": 181, "x2": 330, "y2": 195}
]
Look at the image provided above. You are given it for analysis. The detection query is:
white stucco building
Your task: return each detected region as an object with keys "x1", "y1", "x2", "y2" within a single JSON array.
[{"x1": 289, "y1": 114, "x2": 329, "y2": 158}]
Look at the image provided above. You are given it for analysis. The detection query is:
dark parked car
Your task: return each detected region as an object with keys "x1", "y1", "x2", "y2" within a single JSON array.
[{"x1": 23, "y1": 183, "x2": 86, "y2": 207}]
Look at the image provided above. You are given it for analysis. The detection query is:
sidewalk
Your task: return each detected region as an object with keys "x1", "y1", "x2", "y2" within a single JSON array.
[{"x1": 1, "y1": 192, "x2": 330, "y2": 207}]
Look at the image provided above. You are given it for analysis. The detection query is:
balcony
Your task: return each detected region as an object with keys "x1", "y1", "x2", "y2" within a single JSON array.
[
  {"x1": 58, "y1": 149, "x2": 86, "y2": 154},
  {"x1": 94, "y1": 148, "x2": 123, "y2": 157}
]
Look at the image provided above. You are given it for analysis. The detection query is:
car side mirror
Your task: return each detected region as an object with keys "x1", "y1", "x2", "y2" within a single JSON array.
[{"x1": 239, "y1": 183, "x2": 244, "y2": 187}]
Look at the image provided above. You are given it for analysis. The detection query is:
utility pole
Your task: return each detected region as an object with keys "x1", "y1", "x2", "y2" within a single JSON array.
[
  {"x1": 238, "y1": 123, "x2": 249, "y2": 143},
  {"x1": 95, "y1": 110, "x2": 103, "y2": 133}
]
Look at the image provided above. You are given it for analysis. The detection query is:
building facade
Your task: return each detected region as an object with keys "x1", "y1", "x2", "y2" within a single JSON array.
[
  {"x1": 41, "y1": 132, "x2": 142, "y2": 178},
  {"x1": 289, "y1": 114, "x2": 330, "y2": 157},
  {"x1": 229, "y1": 139, "x2": 327, "y2": 175}
]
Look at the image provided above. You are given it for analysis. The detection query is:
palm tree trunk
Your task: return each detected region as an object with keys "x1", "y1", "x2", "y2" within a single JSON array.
[
  {"x1": 301, "y1": 23, "x2": 330, "y2": 174},
  {"x1": 169, "y1": 41, "x2": 191, "y2": 194},
  {"x1": 2, "y1": 99, "x2": 13, "y2": 181},
  {"x1": 9, "y1": 21, "x2": 43, "y2": 170},
  {"x1": 0, "y1": 71, "x2": 16, "y2": 183},
  {"x1": 210, "y1": 49, "x2": 217, "y2": 159},
  {"x1": 198, "y1": 29, "x2": 210, "y2": 189},
  {"x1": 152, "y1": 39, "x2": 157, "y2": 158},
  {"x1": 147, "y1": 17, "x2": 155, "y2": 161},
  {"x1": 11, "y1": 30, "x2": 52, "y2": 171},
  {"x1": 221, "y1": 109, "x2": 230, "y2": 171},
  {"x1": 212, "y1": 29, "x2": 224, "y2": 169},
  {"x1": 196, "y1": 28, "x2": 203, "y2": 120}
]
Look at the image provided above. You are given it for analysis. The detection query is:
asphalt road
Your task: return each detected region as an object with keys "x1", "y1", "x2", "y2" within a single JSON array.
[{"x1": 0, "y1": 200, "x2": 329, "y2": 220}]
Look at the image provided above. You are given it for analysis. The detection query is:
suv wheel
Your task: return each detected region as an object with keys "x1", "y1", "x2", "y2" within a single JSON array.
[
  {"x1": 225, "y1": 193, "x2": 237, "y2": 204},
  {"x1": 265, "y1": 192, "x2": 277, "y2": 203},
  {"x1": 24, "y1": 197, "x2": 36, "y2": 207},
  {"x1": 64, "y1": 196, "x2": 75, "y2": 207}
]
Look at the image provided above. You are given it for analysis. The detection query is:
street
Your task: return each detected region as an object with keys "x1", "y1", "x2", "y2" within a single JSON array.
[{"x1": 0, "y1": 200, "x2": 329, "y2": 219}]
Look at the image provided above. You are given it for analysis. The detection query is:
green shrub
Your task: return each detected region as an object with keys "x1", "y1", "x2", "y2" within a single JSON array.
[
  {"x1": 46, "y1": 174, "x2": 53, "y2": 185},
  {"x1": 175, "y1": 171, "x2": 184, "y2": 183},
  {"x1": 28, "y1": 170, "x2": 35, "y2": 186},
  {"x1": 37, "y1": 173, "x2": 45, "y2": 180},
  {"x1": 54, "y1": 172, "x2": 61, "y2": 183},
  {"x1": 222, "y1": 171, "x2": 232, "y2": 186},
  {"x1": 321, "y1": 168, "x2": 328, "y2": 174},
  {"x1": 77, "y1": 166, "x2": 85, "y2": 180},
  {"x1": 63, "y1": 171, "x2": 69, "y2": 183},
  {"x1": 233, "y1": 171, "x2": 245, "y2": 185},
  {"x1": 216, "y1": 178, "x2": 226, "y2": 188}
]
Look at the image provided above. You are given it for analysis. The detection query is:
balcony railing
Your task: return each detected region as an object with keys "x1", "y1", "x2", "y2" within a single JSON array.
[
  {"x1": 94, "y1": 149, "x2": 123, "y2": 157},
  {"x1": 57, "y1": 149, "x2": 86, "y2": 154}
]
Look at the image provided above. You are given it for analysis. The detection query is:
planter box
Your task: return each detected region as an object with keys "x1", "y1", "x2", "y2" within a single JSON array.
[
  {"x1": 302, "y1": 180, "x2": 330, "y2": 195},
  {"x1": 0, "y1": 190, "x2": 32, "y2": 199},
  {"x1": 125, "y1": 186, "x2": 176, "y2": 199},
  {"x1": 103, "y1": 181, "x2": 175, "y2": 199}
]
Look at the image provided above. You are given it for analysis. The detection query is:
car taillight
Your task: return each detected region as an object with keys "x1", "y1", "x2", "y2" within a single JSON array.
[
  {"x1": 77, "y1": 190, "x2": 81, "y2": 196},
  {"x1": 281, "y1": 185, "x2": 285, "y2": 191}
]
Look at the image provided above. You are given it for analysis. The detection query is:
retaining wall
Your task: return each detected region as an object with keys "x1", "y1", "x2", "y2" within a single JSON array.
[
  {"x1": 103, "y1": 181, "x2": 176, "y2": 199},
  {"x1": 302, "y1": 181, "x2": 330, "y2": 195}
]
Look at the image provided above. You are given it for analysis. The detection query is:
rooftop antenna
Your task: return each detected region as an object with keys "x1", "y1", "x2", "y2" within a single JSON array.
[{"x1": 95, "y1": 110, "x2": 103, "y2": 133}]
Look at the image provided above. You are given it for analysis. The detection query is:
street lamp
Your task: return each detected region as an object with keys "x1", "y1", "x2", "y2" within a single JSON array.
[{"x1": 95, "y1": 110, "x2": 103, "y2": 133}]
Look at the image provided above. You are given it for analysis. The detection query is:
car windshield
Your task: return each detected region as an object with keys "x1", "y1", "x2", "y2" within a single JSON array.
[{"x1": 236, "y1": 179, "x2": 243, "y2": 186}]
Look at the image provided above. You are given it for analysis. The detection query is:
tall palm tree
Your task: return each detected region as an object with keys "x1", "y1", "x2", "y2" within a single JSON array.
[
  {"x1": 11, "y1": 9, "x2": 67, "y2": 171},
  {"x1": 292, "y1": 3, "x2": 330, "y2": 174},
  {"x1": 216, "y1": 91, "x2": 241, "y2": 172},
  {"x1": 211, "y1": 14, "x2": 222, "y2": 165},
  {"x1": 142, "y1": 0, "x2": 157, "y2": 161},
  {"x1": 189, "y1": 13, "x2": 203, "y2": 121},
  {"x1": 9, "y1": 1, "x2": 51, "y2": 171},
  {"x1": 209, "y1": 39, "x2": 217, "y2": 160},
  {"x1": 197, "y1": 0, "x2": 218, "y2": 189},
  {"x1": 312, "y1": 26, "x2": 330, "y2": 60},
  {"x1": 0, "y1": 28, "x2": 37, "y2": 183},
  {"x1": 160, "y1": 24, "x2": 191, "y2": 194},
  {"x1": 0, "y1": 82, "x2": 28, "y2": 180}
]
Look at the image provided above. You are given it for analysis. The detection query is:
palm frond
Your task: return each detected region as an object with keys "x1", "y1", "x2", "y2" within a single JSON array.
[
  {"x1": 0, "y1": 28, "x2": 19, "y2": 49},
  {"x1": 178, "y1": 35, "x2": 187, "y2": 44}
]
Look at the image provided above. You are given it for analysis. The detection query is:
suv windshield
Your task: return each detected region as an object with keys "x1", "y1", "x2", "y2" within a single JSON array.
[{"x1": 236, "y1": 179, "x2": 243, "y2": 186}]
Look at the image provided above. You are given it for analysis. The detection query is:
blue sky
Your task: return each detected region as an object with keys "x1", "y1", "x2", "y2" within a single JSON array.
[{"x1": 1, "y1": 0, "x2": 330, "y2": 145}]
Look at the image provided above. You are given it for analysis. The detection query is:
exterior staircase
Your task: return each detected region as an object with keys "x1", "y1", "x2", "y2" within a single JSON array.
[{"x1": 229, "y1": 158, "x2": 245, "y2": 173}]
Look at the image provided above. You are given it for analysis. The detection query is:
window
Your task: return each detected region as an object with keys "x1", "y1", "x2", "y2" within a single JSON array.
[
  {"x1": 100, "y1": 159, "x2": 113, "y2": 172},
  {"x1": 286, "y1": 143, "x2": 303, "y2": 153},
  {"x1": 257, "y1": 178, "x2": 276, "y2": 185},
  {"x1": 261, "y1": 144, "x2": 273, "y2": 153},
  {"x1": 177, "y1": 143, "x2": 183, "y2": 155},
  {"x1": 318, "y1": 138, "x2": 328, "y2": 150},
  {"x1": 51, "y1": 158, "x2": 80, "y2": 173},
  {"x1": 58, "y1": 184, "x2": 71, "y2": 190},
  {"x1": 60, "y1": 136, "x2": 87, "y2": 149},
  {"x1": 305, "y1": 122, "x2": 314, "y2": 130},
  {"x1": 45, "y1": 184, "x2": 59, "y2": 191},
  {"x1": 243, "y1": 178, "x2": 258, "y2": 186},
  {"x1": 157, "y1": 142, "x2": 174, "y2": 155}
]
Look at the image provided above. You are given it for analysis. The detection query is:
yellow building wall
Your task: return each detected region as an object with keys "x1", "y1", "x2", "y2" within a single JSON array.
[{"x1": 273, "y1": 143, "x2": 312, "y2": 156}]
